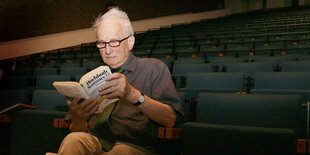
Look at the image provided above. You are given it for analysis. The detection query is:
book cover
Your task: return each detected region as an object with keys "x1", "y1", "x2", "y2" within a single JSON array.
[{"x1": 53, "y1": 66, "x2": 118, "y2": 113}]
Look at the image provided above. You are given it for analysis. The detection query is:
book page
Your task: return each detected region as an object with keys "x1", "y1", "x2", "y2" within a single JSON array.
[{"x1": 53, "y1": 82, "x2": 89, "y2": 101}]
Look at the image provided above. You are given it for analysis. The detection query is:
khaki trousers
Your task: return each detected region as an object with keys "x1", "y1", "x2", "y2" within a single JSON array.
[{"x1": 46, "y1": 132, "x2": 153, "y2": 155}]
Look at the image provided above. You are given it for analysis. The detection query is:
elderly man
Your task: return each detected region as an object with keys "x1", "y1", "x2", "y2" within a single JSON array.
[{"x1": 47, "y1": 7, "x2": 183, "y2": 155}]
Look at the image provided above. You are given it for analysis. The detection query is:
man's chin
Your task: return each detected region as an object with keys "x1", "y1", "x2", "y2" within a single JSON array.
[{"x1": 107, "y1": 63, "x2": 120, "y2": 69}]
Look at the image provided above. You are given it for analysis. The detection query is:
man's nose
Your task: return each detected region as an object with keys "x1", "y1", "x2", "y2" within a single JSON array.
[{"x1": 105, "y1": 45, "x2": 113, "y2": 55}]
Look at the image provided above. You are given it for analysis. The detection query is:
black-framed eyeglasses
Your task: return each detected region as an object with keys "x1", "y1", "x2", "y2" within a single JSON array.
[{"x1": 96, "y1": 36, "x2": 131, "y2": 49}]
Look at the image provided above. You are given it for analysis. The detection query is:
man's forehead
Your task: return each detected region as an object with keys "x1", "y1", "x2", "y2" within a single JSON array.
[{"x1": 97, "y1": 19, "x2": 124, "y2": 39}]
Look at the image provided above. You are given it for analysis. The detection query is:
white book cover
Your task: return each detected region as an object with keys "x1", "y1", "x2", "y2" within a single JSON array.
[{"x1": 53, "y1": 66, "x2": 118, "y2": 113}]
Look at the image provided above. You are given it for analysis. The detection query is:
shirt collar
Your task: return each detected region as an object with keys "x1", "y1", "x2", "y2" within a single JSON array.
[{"x1": 119, "y1": 52, "x2": 136, "y2": 72}]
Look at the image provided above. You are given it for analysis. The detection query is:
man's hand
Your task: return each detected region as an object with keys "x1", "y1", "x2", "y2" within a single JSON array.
[
  {"x1": 98, "y1": 73, "x2": 140, "y2": 104},
  {"x1": 67, "y1": 96, "x2": 99, "y2": 121}
]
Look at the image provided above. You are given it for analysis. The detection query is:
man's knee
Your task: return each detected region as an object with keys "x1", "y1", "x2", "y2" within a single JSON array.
[{"x1": 62, "y1": 132, "x2": 91, "y2": 145}]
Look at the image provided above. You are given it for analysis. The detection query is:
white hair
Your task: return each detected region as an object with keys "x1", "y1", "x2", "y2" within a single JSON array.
[{"x1": 93, "y1": 7, "x2": 134, "y2": 36}]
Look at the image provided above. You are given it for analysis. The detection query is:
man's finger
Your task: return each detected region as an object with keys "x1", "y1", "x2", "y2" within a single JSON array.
[
  {"x1": 66, "y1": 99, "x2": 71, "y2": 106},
  {"x1": 86, "y1": 105, "x2": 99, "y2": 118},
  {"x1": 104, "y1": 91, "x2": 120, "y2": 99},
  {"x1": 78, "y1": 98, "x2": 94, "y2": 110},
  {"x1": 105, "y1": 73, "x2": 121, "y2": 81},
  {"x1": 83, "y1": 99, "x2": 98, "y2": 113},
  {"x1": 99, "y1": 85, "x2": 117, "y2": 96},
  {"x1": 98, "y1": 80, "x2": 115, "y2": 92},
  {"x1": 71, "y1": 96, "x2": 81, "y2": 106}
]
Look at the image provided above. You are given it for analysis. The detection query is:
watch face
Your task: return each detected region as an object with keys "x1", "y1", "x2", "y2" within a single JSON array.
[{"x1": 138, "y1": 95, "x2": 145, "y2": 103}]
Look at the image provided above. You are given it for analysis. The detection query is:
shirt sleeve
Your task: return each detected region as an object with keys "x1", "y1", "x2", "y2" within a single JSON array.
[{"x1": 149, "y1": 60, "x2": 184, "y2": 127}]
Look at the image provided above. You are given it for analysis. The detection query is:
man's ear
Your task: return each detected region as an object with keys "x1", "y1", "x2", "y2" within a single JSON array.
[{"x1": 127, "y1": 36, "x2": 135, "y2": 50}]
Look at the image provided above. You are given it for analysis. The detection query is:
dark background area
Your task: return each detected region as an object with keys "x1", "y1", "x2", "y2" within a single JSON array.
[{"x1": 0, "y1": 0, "x2": 224, "y2": 42}]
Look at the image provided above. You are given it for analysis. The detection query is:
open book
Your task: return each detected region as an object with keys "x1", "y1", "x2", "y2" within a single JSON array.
[{"x1": 53, "y1": 66, "x2": 118, "y2": 113}]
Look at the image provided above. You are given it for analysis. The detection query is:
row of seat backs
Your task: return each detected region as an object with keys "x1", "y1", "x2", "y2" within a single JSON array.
[
  {"x1": 4, "y1": 70, "x2": 310, "y2": 94},
  {"x1": 22, "y1": 66, "x2": 88, "y2": 76},
  {"x1": 10, "y1": 45, "x2": 310, "y2": 73},
  {"x1": 41, "y1": 35, "x2": 309, "y2": 61},
  {"x1": 160, "y1": 51, "x2": 309, "y2": 64},
  {"x1": 136, "y1": 23, "x2": 310, "y2": 42},
  {"x1": 9, "y1": 61, "x2": 104, "y2": 76},
  {"x1": 0, "y1": 89, "x2": 67, "y2": 112},
  {"x1": 180, "y1": 92, "x2": 304, "y2": 154},
  {"x1": 9, "y1": 76, "x2": 307, "y2": 116},
  {"x1": 42, "y1": 34, "x2": 309, "y2": 62},
  {"x1": 136, "y1": 38, "x2": 310, "y2": 51},
  {"x1": 182, "y1": 122, "x2": 296, "y2": 155},
  {"x1": 136, "y1": 32, "x2": 310, "y2": 45},
  {"x1": 43, "y1": 49, "x2": 98, "y2": 60},
  {"x1": 1, "y1": 75, "x2": 74, "y2": 89},
  {"x1": 172, "y1": 60, "x2": 310, "y2": 75},
  {"x1": 8, "y1": 55, "x2": 310, "y2": 78},
  {"x1": 2, "y1": 68, "x2": 86, "y2": 89},
  {"x1": 182, "y1": 92, "x2": 306, "y2": 138},
  {"x1": 176, "y1": 71, "x2": 310, "y2": 92},
  {"x1": 133, "y1": 43, "x2": 310, "y2": 58},
  {"x1": 42, "y1": 58, "x2": 103, "y2": 68}
]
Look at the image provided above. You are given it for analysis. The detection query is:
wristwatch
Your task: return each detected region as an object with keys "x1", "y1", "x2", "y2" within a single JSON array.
[{"x1": 133, "y1": 91, "x2": 145, "y2": 106}]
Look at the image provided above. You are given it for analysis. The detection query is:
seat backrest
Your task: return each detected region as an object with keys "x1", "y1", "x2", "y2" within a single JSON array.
[
  {"x1": 0, "y1": 89, "x2": 30, "y2": 107},
  {"x1": 208, "y1": 57, "x2": 243, "y2": 66},
  {"x1": 174, "y1": 57, "x2": 205, "y2": 64},
  {"x1": 196, "y1": 93, "x2": 305, "y2": 137},
  {"x1": 10, "y1": 68, "x2": 32, "y2": 76},
  {"x1": 251, "y1": 55, "x2": 295, "y2": 63},
  {"x1": 7, "y1": 75, "x2": 30, "y2": 89},
  {"x1": 250, "y1": 89, "x2": 310, "y2": 103},
  {"x1": 186, "y1": 72, "x2": 245, "y2": 92},
  {"x1": 59, "y1": 67, "x2": 88, "y2": 77},
  {"x1": 281, "y1": 61, "x2": 310, "y2": 72},
  {"x1": 182, "y1": 122, "x2": 296, "y2": 155},
  {"x1": 173, "y1": 63, "x2": 213, "y2": 75},
  {"x1": 31, "y1": 89, "x2": 67, "y2": 111},
  {"x1": 226, "y1": 62, "x2": 273, "y2": 75},
  {"x1": 254, "y1": 72, "x2": 310, "y2": 89},
  {"x1": 36, "y1": 75, "x2": 71, "y2": 89},
  {"x1": 34, "y1": 67, "x2": 59, "y2": 76}
]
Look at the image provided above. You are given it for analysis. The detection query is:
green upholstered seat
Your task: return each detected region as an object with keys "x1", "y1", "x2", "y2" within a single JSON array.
[
  {"x1": 182, "y1": 122, "x2": 296, "y2": 155},
  {"x1": 196, "y1": 93, "x2": 305, "y2": 138}
]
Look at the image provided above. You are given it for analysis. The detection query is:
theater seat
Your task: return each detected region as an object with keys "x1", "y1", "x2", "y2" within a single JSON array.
[
  {"x1": 34, "y1": 67, "x2": 59, "y2": 76},
  {"x1": 35, "y1": 75, "x2": 71, "y2": 89},
  {"x1": 281, "y1": 61, "x2": 310, "y2": 72},
  {"x1": 9, "y1": 89, "x2": 68, "y2": 155},
  {"x1": 184, "y1": 72, "x2": 246, "y2": 92},
  {"x1": 250, "y1": 89, "x2": 310, "y2": 103},
  {"x1": 10, "y1": 110, "x2": 68, "y2": 155},
  {"x1": 0, "y1": 89, "x2": 31, "y2": 107},
  {"x1": 226, "y1": 62, "x2": 274, "y2": 75},
  {"x1": 196, "y1": 93, "x2": 305, "y2": 138},
  {"x1": 182, "y1": 122, "x2": 296, "y2": 155},
  {"x1": 253, "y1": 72, "x2": 310, "y2": 90}
]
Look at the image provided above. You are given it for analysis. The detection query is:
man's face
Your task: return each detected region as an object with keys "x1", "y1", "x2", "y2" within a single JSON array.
[{"x1": 96, "y1": 19, "x2": 133, "y2": 69}]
